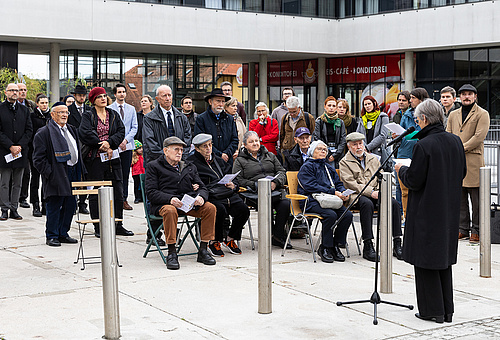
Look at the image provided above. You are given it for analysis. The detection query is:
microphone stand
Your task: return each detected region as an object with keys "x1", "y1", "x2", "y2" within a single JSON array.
[{"x1": 333, "y1": 143, "x2": 413, "y2": 325}]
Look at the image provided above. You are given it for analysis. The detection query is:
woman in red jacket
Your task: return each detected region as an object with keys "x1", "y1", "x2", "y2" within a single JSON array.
[{"x1": 249, "y1": 102, "x2": 279, "y2": 155}]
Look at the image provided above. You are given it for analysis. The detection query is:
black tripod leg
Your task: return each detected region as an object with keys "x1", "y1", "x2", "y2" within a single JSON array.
[
  {"x1": 379, "y1": 300, "x2": 414, "y2": 310},
  {"x1": 373, "y1": 301, "x2": 378, "y2": 325},
  {"x1": 336, "y1": 299, "x2": 371, "y2": 306}
]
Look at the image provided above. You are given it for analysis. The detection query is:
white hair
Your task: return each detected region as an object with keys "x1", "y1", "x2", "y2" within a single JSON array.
[
  {"x1": 156, "y1": 85, "x2": 172, "y2": 96},
  {"x1": 286, "y1": 96, "x2": 300, "y2": 109},
  {"x1": 254, "y1": 102, "x2": 269, "y2": 116}
]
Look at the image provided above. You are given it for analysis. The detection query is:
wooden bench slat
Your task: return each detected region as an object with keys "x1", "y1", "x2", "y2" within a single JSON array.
[
  {"x1": 71, "y1": 181, "x2": 112, "y2": 187},
  {"x1": 72, "y1": 189, "x2": 99, "y2": 195}
]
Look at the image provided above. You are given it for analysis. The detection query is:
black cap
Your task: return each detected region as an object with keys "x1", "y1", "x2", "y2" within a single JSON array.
[
  {"x1": 71, "y1": 84, "x2": 88, "y2": 95},
  {"x1": 458, "y1": 84, "x2": 477, "y2": 94}
]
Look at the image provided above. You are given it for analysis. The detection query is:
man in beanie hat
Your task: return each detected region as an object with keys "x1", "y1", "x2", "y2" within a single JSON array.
[
  {"x1": 194, "y1": 88, "x2": 239, "y2": 165},
  {"x1": 446, "y1": 84, "x2": 490, "y2": 243},
  {"x1": 32, "y1": 102, "x2": 84, "y2": 246},
  {"x1": 68, "y1": 84, "x2": 91, "y2": 214},
  {"x1": 339, "y1": 132, "x2": 403, "y2": 262},
  {"x1": 0, "y1": 83, "x2": 33, "y2": 221}
]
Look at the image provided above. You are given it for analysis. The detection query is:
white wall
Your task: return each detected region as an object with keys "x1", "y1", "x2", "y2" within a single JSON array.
[{"x1": 1, "y1": 0, "x2": 499, "y2": 59}]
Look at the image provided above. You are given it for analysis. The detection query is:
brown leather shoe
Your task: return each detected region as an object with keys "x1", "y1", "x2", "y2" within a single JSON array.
[
  {"x1": 458, "y1": 232, "x2": 469, "y2": 240},
  {"x1": 469, "y1": 234, "x2": 479, "y2": 243},
  {"x1": 123, "y1": 201, "x2": 133, "y2": 210}
]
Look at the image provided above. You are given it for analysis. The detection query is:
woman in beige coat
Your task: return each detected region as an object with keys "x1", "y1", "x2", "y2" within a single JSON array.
[{"x1": 225, "y1": 97, "x2": 246, "y2": 159}]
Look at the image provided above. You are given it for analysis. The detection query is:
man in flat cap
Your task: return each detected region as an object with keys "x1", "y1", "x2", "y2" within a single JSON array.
[
  {"x1": 339, "y1": 132, "x2": 403, "y2": 262},
  {"x1": 145, "y1": 136, "x2": 216, "y2": 269},
  {"x1": 33, "y1": 102, "x2": 84, "y2": 246},
  {"x1": 194, "y1": 88, "x2": 239, "y2": 165},
  {"x1": 446, "y1": 84, "x2": 490, "y2": 243}
]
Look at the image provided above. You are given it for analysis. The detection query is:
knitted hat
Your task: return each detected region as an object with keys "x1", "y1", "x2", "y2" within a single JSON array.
[
  {"x1": 134, "y1": 140, "x2": 142, "y2": 150},
  {"x1": 307, "y1": 140, "x2": 327, "y2": 157},
  {"x1": 88, "y1": 87, "x2": 106, "y2": 104}
]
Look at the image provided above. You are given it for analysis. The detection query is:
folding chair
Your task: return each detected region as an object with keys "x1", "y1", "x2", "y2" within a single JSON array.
[
  {"x1": 282, "y1": 171, "x2": 321, "y2": 262},
  {"x1": 72, "y1": 181, "x2": 123, "y2": 270},
  {"x1": 140, "y1": 174, "x2": 201, "y2": 265}
]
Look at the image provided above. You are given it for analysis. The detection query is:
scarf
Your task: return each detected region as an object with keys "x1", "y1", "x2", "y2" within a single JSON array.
[
  {"x1": 340, "y1": 114, "x2": 353, "y2": 128},
  {"x1": 362, "y1": 110, "x2": 381, "y2": 129},
  {"x1": 320, "y1": 111, "x2": 342, "y2": 132},
  {"x1": 48, "y1": 119, "x2": 71, "y2": 163}
]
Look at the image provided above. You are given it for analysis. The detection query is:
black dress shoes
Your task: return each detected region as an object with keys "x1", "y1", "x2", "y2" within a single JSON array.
[
  {"x1": 19, "y1": 200, "x2": 30, "y2": 208},
  {"x1": 46, "y1": 238, "x2": 61, "y2": 247},
  {"x1": 116, "y1": 226, "x2": 134, "y2": 236},
  {"x1": 94, "y1": 228, "x2": 100, "y2": 238},
  {"x1": 444, "y1": 314, "x2": 453, "y2": 323},
  {"x1": 332, "y1": 245, "x2": 345, "y2": 262},
  {"x1": 0, "y1": 210, "x2": 8, "y2": 221},
  {"x1": 393, "y1": 237, "x2": 403, "y2": 260},
  {"x1": 33, "y1": 203, "x2": 42, "y2": 217},
  {"x1": 146, "y1": 236, "x2": 166, "y2": 246},
  {"x1": 166, "y1": 252, "x2": 180, "y2": 270},
  {"x1": 78, "y1": 206, "x2": 90, "y2": 215},
  {"x1": 318, "y1": 245, "x2": 334, "y2": 263},
  {"x1": 272, "y1": 236, "x2": 293, "y2": 249},
  {"x1": 415, "y1": 313, "x2": 444, "y2": 323},
  {"x1": 10, "y1": 210, "x2": 23, "y2": 220},
  {"x1": 58, "y1": 236, "x2": 78, "y2": 244},
  {"x1": 197, "y1": 248, "x2": 216, "y2": 265}
]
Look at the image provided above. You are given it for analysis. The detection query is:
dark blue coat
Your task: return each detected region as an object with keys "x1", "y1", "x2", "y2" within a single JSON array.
[
  {"x1": 32, "y1": 121, "x2": 85, "y2": 199},
  {"x1": 297, "y1": 158, "x2": 346, "y2": 202},
  {"x1": 194, "y1": 108, "x2": 239, "y2": 161}
]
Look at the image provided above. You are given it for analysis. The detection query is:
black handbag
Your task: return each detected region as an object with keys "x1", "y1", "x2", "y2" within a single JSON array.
[{"x1": 208, "y1": 184, "x2": 234, "y2": 200}]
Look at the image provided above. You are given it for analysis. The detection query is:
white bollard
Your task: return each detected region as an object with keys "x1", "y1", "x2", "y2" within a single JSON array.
[
  {"x1": 380, "y1": 172, "x2": 393, "y2": 293},
  {"x1": 258, "y1": 178, "x2": 272, "y2": 314}
]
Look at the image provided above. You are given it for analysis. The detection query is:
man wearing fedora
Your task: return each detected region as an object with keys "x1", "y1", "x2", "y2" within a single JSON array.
[
  {"x1": 68, "y1": 84, "x2": 91, "y2": 214},
  {"x1": 446, "y1": 84, "x2": 490, "y2": 243},
  {"x1": 194, "y1": 88, "x2": 239, "y2": 165}
]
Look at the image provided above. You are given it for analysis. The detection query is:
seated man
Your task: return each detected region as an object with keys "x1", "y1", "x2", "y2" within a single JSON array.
[
  {"x1": 188, "y1": 133, "x2": 250, "y2": 256},
  {"x1": 145, "y1": 136, "x2": 216, "y2": 270},
  {"x1": 281, "y1": 127, "x2": 311, "y2": 171},
  {"x1": 339, "y1": 132, "x2": 403, "y2": 262}
]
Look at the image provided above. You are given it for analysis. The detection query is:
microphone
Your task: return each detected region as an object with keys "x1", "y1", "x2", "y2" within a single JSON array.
[{"x1": 387, "y1": 126, "x2": 416, "y2": 147}]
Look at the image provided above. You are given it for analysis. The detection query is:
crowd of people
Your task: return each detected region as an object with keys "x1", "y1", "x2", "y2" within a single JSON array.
[{"x1": 0, "y1": 80, "x2": 490, "y2": 324}]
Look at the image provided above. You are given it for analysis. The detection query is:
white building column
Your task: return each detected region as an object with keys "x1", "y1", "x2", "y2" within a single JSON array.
[
  {"x1": 248, "y1": 62, "x2": 256, "y2": 121},
  {"x1": 258, "y1": 54, "x2": 268, "y2": 106},
  {"x1": 49, "y1": 43, "x2": 60, "y2": 102},
  {"x1": 404, "y1": 51, "x2": 414, "y2": 91},
  {"x1": 317, "y1": 57, "x2": 326, "y2": 117}
]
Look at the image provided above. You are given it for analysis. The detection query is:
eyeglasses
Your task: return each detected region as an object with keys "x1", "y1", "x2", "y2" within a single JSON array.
[
  {"x1": 414, "y1": 117, "x2": 419, "y2": 123},
  {"x1": 6, "y1": 89, "x2": 19, "y2": 92},
  {"x1": 198, "y1": 143, "x2": 213, "y2": 149},
  {"x1": 315, "y1": 147, "x2": 328, "y2": 152},
  {"x1": 222, "y1": 89, "x2": 231, "y2": 92},
  {"x1": 18, "y1": 89, "x2": 27, "y2": 92}
]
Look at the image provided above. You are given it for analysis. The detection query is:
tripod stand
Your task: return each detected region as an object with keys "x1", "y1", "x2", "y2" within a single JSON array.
[{"x1": 332, "y1": 144, "x2": 413, "y2": 325}]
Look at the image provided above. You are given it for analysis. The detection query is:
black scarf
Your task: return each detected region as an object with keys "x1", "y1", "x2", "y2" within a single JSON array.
[{"x1": 48, "y1": 119, "x2": 71, "y2": 163}]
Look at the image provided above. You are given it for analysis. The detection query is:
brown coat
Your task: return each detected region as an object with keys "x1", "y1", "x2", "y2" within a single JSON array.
[
  {"x1": 339, "y1": 151, "x2": 380, "y2": 204},
  {"x1": 446, "y1": 103, "x2": 490, "y2": 187},
  {"x1": 279, "y1": 111, "x2": 315, "y2": 151}
]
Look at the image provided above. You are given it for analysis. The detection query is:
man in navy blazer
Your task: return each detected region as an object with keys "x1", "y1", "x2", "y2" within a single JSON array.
[
  {"x1": 108, "y1": 83, "x2": 138, "y2": 211},
  {"x1": 33, "y1": 102, "x2": 85, "y2": 247}
]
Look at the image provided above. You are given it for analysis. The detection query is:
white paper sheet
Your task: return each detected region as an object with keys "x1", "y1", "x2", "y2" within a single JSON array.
[
  {"x1": 394, "y1": 158, "x2": 412, "y2": 167},
  {"x1": 4, "y1": 152, "x2": 22, "y2": 163},
  {"x1": 119, "y1": 141, "x2": 134, "y2": 153},
  {"x1": 179, "y1": 194, "x2": 198, "y2": 213},
  {"x1": 100, "y1": 149, "x2": 120, "y2": 162},
  {"x1": 342, "y1": 189, "x2": 355, "y2": 196},
  {"x1": 217, "y1": 170, "x2": 240, "y2": 185},
  {"x1": 385, "y1": 122, "x2": 406, "y2": 135}
]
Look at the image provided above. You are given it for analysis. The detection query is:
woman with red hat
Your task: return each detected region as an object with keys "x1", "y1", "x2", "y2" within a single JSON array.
[{"x1": 78, "y1": 87, "x2": 134, "y2": 237}]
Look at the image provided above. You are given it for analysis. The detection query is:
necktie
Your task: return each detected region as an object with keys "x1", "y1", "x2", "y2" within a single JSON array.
[
  {"x1": 78, "y1": 106, "x2": 83, "y2": 115},
  {"x1": 63, "y1": 127, "x2": 78, "y2": 164},
  {"x1": 119, "y1": 105, "x2": 124, "y2": 119},
  {"x1": 167, "y1": 111, "x2": 175, "y2": 137}
]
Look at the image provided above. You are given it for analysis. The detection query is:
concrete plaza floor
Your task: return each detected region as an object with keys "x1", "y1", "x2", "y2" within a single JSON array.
[{"x1": 0, "y1": 202, "x2": 499, "y2": 340}]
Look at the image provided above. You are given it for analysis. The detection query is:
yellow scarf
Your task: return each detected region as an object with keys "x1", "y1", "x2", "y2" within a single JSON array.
[{"x1": 362, "y1": 110, "x2": 380, "y2": 129}]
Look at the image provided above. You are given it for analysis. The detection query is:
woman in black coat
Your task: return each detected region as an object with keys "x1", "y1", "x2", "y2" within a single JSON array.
[
  {"x1": 396, "y1": 99, "x2": 466, "y2": 324},
  {"x1": 187, "y1": 133, "x2": 250, "y2": 256},
  {"x1": 233, "y1": 131, "x2": 291, "y2": 249},
  {"x1": 78, "y1": 87, "x2": 133, "y2": 237}
]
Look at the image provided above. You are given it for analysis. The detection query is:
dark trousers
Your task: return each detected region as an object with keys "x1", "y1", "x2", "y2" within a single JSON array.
[
  {"x1": 356, "y1": 195, "x2": 402, "y2": 241},
  {"x1": 414, "y1": 265, "x2": 454, "y2": 317},
  {"x1": 305, "y1": 200, "x2": 352, "y2": 247},
  {"x1": 89, "y1": 179, "x2": 124, "y2": 231},
  {"x1": 20, "y1": 163, "x2": 30, "y2": 201},
  {"x1": 212, "y1": 200, "x2": 250, "y2": 241},
  {"x1": 120, "y1": 150, "x2": 132, "y2": 200},
  {"x1": 272, "y1": 198, "x2": 290, "y2": 239},
  {"x1": 0, "y1": 167, "x2": 24, "y2": 211},
  {"x1": 460, "y1": 187, "x2": 479, "y2": 236},
  {"x1": 45, "y1": 166, "x2": 78, "y2": 239},
  {"x1": 132, "y1": 174, "x2": 142, "y2": 201}
]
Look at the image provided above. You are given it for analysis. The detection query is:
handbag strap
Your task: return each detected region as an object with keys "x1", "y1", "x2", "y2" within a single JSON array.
[{"x1": 325, "y1": 165, "x2": 335, "y2": 189}]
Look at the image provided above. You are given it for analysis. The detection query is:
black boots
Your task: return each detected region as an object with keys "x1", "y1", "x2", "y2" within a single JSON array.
[
  {"x1": 33, "y1": 203, "x2": 42, "y2": 217},
  {"x1": 393, "y1": 237, "x2": 403, "y2": 260},
  {"x1": 363, "y1": 239, "x2": 378, "y2": 262}
]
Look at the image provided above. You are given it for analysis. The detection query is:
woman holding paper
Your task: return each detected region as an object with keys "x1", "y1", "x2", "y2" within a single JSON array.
[
  {"x1": 79, "y1": 87, "x2": 133, "y2": 237},
  {"x1": 233, "y1": 131, "x2": 290, "y2": 249},
  {"x1": 188, "y1": 133, "x2": 249, "y2": 256},
  {"x1": 297, "y1": 140, "x2": 352, "y2": 263}
]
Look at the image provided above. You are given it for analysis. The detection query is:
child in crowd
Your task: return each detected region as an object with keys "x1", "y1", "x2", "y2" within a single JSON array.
[{"x1": 131, "y1": 140, "x2": 145, "y2": 204}]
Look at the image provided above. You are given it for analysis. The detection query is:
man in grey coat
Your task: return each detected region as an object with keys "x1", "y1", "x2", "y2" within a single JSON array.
[{"x1": 142, "y1": 85, "x2": 192, "y2": 163}]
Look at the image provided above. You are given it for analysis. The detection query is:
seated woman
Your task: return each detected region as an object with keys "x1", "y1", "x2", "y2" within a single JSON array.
[
  {"x1": 356, "y1": 95, "x2": 389, "y2": 157},
  {"x1": 233, "y1": 131, "x2": 291, "y2": 249},
  {"x1": 312, "y1": 96, "x2": 346, "y2": 168},
  {"x1": 188, "y1": 133, "x2": 250, "y2": 256},
  {"x1": 297, "y1": 140, "x2": 353, "y2": 263},
  {"x1": 249, "y1": 102, "x2": 279, "y2": 155}
]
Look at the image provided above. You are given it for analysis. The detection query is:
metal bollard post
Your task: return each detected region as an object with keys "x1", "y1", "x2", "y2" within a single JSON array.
[
  {"x1": 258, "y1": 178, "x2": 272, "y2": 314},
  {"x1": 380, "y1": 172, "x2": 393, "y2": 293},
  {"x1": 99, "y1": 187, "x2": 121, "y2": 339},
  {"x1": 497, "y1": 146, "x2": 500, "y2": 202},
  {"x1": 479, "y1": 167, "x2": 491, "y2": 278}
]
